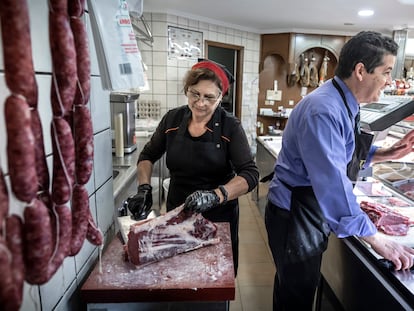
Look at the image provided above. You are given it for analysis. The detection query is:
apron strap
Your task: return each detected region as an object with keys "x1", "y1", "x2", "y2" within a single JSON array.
[{"x1": 332, "y1": 78, "x2": 360, "y2": 134}]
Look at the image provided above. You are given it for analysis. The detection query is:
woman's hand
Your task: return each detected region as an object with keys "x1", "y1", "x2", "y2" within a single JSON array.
[{"x1": 183, "y1": 190, "x2": 220, "y2": 213}]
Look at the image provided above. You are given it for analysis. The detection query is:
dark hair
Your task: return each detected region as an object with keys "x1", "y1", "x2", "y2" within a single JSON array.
[
  {"x1": 182, "y1": 68, "x2": 223, "y2": 94},
  {"x1": 335, "y1": 31, "x2": 398, "y2": 79}
]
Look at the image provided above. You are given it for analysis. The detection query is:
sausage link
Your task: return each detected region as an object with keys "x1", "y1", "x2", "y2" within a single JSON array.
[
  {"x1": 5, "y1": 215, "x2": 25, "y2": 304},
  {"x1": 70, "y1": 184, "x2": 89, "y2": 256},
  {"x1": 48, "y1": 0, "x2": 68, "y2": 14},
  {"x1": 24, "y1": 199, "x2": 53, "y2": 285},
  {"x1": 70, "y1": 16, "x2": 91, "y2": 107},
  {"x1": 0, "y1": 0, "x2": 38, "y2": 109},
  {"x1": 86, "y1": 209, "x2": 103, "y2": 246},
  {"x1": 74, "y1": 106, "x2": 93, "y2": 185},
  {"x1": 5, "y1": 94, "x2": 38, "y2": 203},
  {"x1": 68, "y1": 0, "x2": 86, "y2": 18},
  {"x1": 0, "y1": 170, "x2": 9, "y2": 230},
  {"x1": 51, "y1": 117, "x2": 75, "y2": 205},
  {"x1": 49, "y1": 12, "x2": 77, "y2": 116},
  {"x1": 0, "y1": 237, "x2": 21, "y2": 311},
  {"x1": 31, "y1": 109, "x2": 50, "y2": 194},
  {"x1": 47, "y1": 204, "x2": 72, "y2": 279}
]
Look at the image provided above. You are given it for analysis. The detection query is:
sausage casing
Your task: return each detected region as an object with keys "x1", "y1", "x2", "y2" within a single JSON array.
[
  {"x1": 70, "y1": 16, "x2": 91, "y2": 107},
  {"x1": 74, "y1": 105, "x2": 93, "y2": 185},
  {"x1": 23, "y1": 199, "x2": 53, "y2": 285},
  {"x1": 49, "y1": 12, "x2": 77, "y2": 116},
  {"x1": 0, "y1": 0, "x2": 38, "y2": 109},
  {"x1": 5, "y1": 215, "x2": 25, "y2": 304},
  {"x1": 51, "y1": 117, "x2": 75, "y2": 205},
  {"x1": 5, "y1": 94, "x2": 38, "y2": 203},
  {"x1": 69, "y1": 184, "x2": 89, "y2": 256},
  {"x1": 0, "y1": 170, "x2": 9, "y2": 230}
]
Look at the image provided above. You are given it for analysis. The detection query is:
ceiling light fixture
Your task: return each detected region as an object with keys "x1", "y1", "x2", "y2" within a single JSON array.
[
  {"x1": 358, "y1": 9, "x2": 374, "y2": 17},
  {"x1": 398, "y1": 0, "x2": 414, "y2": 4}
]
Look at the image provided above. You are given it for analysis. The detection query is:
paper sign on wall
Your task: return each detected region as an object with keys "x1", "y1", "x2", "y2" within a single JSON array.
[{"x1": 88, "y1": 0, "x2": 146, "y2": 91}]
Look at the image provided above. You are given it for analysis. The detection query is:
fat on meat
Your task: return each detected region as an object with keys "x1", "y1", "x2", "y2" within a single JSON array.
[{"x1": 360, "y1": 200, "x2": 414, "y2": 236}]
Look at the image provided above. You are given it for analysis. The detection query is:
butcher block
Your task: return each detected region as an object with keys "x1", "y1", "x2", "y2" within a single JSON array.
[{"x1": 81, "y1": 222, "x2": 235, "y2": 308}]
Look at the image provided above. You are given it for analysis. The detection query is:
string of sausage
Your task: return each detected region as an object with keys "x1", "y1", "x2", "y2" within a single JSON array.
[
  {"x1": 68, "y1": 0, "x2": 103, "y2": 253},
  {"x1": 0, "y1": 0, "x2": 39, "y2": 307},
  {"x1": 0, "y1": 170, "x2": 23, "y2": 311},
  {"x1": 0, "y1": 0, "x2": 102, "y2": 297}
]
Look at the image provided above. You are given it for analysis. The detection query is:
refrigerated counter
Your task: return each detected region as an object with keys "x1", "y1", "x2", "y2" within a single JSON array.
[{"x1": 319, "y1": 162, "x2": 414, "y2": 311}]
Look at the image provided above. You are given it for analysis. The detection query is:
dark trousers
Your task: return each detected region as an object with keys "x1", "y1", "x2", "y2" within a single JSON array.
[
  {"x1": 265, "y1": 200, "x2": 323, "y2": 311},
  {"x1": 203, "y1": 201, "x2": 239, "y2": 276}
]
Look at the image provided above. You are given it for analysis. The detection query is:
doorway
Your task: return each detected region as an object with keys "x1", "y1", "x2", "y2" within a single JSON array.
[{"x1": 205, "y1": 41, "x2": 244, "y2": 119}]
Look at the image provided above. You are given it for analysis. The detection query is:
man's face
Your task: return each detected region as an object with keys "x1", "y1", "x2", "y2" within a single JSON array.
[{"x1": 360, "y1": 54, "x2": 395, "y2": 103}]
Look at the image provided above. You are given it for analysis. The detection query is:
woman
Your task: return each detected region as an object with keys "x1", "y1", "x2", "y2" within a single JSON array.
[{"x1": 127, "y1": 59, "x2": 259, "y2": 274}]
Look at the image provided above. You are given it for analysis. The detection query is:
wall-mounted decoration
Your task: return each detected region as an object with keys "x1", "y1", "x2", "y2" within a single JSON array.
[{"x1": 168, "y1": 26, "x2": 203, "y2": 60}]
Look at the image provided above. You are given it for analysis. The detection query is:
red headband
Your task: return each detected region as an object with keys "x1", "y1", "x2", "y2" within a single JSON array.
[{"x1": 191, "y1": 61, "x2": 230, "y2": 95}]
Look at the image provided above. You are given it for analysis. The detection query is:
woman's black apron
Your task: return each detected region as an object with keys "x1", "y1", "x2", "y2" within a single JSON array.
[
  {"x1": 282, "y1": 79, "x2": 374, "y2": 262},
  {"x1": 166, "y1": 109, "x2": 240, "y2": 272}
]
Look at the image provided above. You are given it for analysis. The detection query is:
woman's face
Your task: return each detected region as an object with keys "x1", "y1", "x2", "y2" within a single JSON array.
[
  {"x1": 186, "y1": 80, "x2": 222, "y2": 120},
  {"x1": 360, "y1": 54, "x2": 395, "y2": 103}
]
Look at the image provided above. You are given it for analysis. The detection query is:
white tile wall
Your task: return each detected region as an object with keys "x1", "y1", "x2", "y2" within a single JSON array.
[
  {"x1": 93, "y1": 130, "x2": 113, "y2": 189},
  {"x1": 90, "y1": 76, "x2": 111, "y2": 134},
  {"x1": 96, "y1": 179, "x2": 116, "y2": 233},
  {"x1": 136, "y1": 12, "x2": 260, "y2": 144}
]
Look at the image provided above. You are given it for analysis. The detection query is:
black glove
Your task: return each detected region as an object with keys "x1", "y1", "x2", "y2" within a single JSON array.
[
  {"x1": 184, "y1": 190, "x2": 220, "y2": 213},
  {"x1": 124, "y1": 184, "x2": 152, "y2": 220}
]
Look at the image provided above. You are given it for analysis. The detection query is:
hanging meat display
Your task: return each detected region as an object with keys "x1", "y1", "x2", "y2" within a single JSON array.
[
  {"x1": 299, "y1": 53, "x2": 310, "y2": 87},
  {"x1": 0, "y1": 0, "x2": 101, "y2": 308},
  {"x1": 308, "y1": 53, "x2": 319, "y2": 88},
  {"x1": 318, "y1": 51, "x2": 330, "y2": 86}
]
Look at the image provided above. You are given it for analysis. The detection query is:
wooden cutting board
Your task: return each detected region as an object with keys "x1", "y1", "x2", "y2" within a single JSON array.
[{"x1": 81, "y1": 223, "x2": 235, "y2": 303}]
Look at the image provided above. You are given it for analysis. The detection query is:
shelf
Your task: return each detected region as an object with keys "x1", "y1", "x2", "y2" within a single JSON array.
[{"x1": 257, "y1": 114, "x2": 288, "y2": 119}]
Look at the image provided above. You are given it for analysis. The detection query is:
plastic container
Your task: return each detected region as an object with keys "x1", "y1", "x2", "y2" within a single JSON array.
[{"x1": 163, "y1": 178, "x2": 170, "y2": 201}]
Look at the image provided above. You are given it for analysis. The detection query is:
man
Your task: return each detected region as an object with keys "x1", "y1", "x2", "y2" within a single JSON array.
[{"x1": 265, "y1": 31, "x2": 414, "y2": 310}]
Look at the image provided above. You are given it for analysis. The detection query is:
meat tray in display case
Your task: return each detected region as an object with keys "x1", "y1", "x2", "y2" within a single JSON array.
[
  {"x1": 318, "y1": 163, "x2": 414, "y2": 311},
  {"x1": 373, "y1": 161, "x2": 414, "y2": 200}
]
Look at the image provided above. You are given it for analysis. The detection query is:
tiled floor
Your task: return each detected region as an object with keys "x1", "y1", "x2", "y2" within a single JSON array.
[{"x1": 230, "y1": 193, "x2": 275, "y2": 311}]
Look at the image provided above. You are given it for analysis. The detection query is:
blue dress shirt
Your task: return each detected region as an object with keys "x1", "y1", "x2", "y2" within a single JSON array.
[{"x1": 268, "y1": 77, "x2": 377, "y2": 238}]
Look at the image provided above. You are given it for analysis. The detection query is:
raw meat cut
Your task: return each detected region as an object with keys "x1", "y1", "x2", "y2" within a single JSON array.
[
  {"x1": 126, "y1": 205, "x2": 220, "y2": 266},
  {"x1": 360, "y1": 201, "x2": 414, "y2": 236}
]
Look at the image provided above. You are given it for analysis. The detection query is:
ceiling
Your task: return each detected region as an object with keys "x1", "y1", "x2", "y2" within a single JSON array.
[{"x1": 141, "y1": 0, "x2": 414, "y2": 36}]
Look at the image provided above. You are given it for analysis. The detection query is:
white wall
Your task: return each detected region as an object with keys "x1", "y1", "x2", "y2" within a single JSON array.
[
  {"x1": 0, "y1": 1, "x2": 114, "y2": 310},
  {"x1": 136, "y1": 12, "x2": 261, "y2": 149}
]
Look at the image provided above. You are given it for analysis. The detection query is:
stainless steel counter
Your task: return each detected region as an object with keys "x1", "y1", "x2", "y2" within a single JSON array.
[
  {"x1": 255, "y1": 136, "x2": 283, "y2": 214},
  {"x1": 320, "y1": 179, "x2": 414, "y2": 310}
]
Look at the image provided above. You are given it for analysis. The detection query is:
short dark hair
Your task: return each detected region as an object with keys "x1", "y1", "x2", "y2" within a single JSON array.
[
  {"x1": 335, "y1": 31, "x2": 398, "y2": 79},
  {"x1": 183, "y1": 67, "x2": 223, "y2": 94}
]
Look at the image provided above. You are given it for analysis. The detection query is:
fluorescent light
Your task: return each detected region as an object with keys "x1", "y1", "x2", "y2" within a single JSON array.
[
  {"x1": 398, "y1": 0, "x2": 414, "y2": 4},
  {"x1": 358, "y1": 9, "x2": 374, "y2": 17}
]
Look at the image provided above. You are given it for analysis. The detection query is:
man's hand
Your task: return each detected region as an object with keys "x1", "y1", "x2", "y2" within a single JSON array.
[
  {"x1": 373, "y1": 129, "x2": 414, "y2": 163},
  {"x1": 184, "y1": 190, "x2": 220, "y2": 213},
  {"x1": 361, "y1": 234, "x2": 414, "y2": 270}
]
